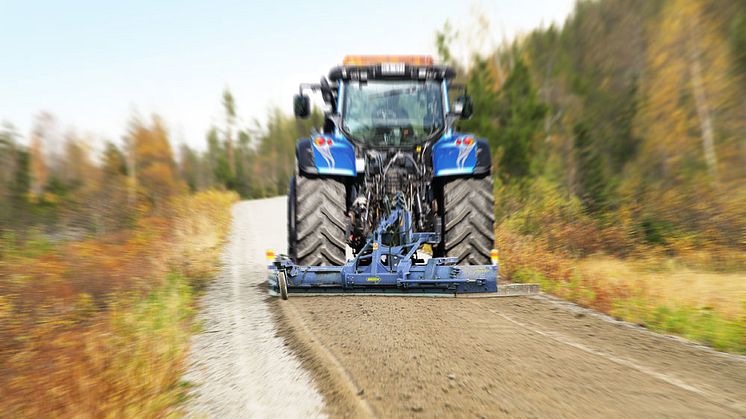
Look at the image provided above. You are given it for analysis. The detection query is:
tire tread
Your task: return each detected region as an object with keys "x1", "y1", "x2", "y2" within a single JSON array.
[
  {"x1": 294, "y1": 176, "x2": 347, "y2": 266},
  {"x1": 442, "y1": 176, "x2": 495, "y2": 265}
]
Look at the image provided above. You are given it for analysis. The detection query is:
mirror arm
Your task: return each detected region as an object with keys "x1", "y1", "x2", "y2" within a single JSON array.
[
  {"x1": 445, "y1": 113, "x2": 460, "y2": 130},
  {"x1": 299, "y1": 83, "x2": 322, "y2": 95},
  {"x1": 328, "y1": 114, "x2": 343, "y2": 131},
  {"x1": 299, "y1": 82, "x2": 338, "y2": 110}
]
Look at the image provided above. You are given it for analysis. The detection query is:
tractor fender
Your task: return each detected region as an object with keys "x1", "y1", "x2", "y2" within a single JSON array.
[
  {"x1": 296, "y1": 135, "x2": 356, "y2": 176},
  {"x1": 432, "y1": 133, "x2": 491, "y2": 177}
]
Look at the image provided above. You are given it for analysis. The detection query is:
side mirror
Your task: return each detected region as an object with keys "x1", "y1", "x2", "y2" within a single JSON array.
[
  {"x1": 453, "y1": 95, "x2": 473, "y2": 119},
  {"x1": 294, "y1": 94, "x2": 310, "y2": 118}
]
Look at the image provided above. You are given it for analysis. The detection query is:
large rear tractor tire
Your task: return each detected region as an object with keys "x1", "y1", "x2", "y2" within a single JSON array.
[
  {"x1": 289, "y1": 175, "x2": 347, "y2": 266},
  {"x1": 441, "y1": 176, "x2": 495, "y2": 265}
]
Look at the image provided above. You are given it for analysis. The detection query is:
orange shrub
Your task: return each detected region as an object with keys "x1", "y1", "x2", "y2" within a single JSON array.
[{"x1": 0, "y1": 190, "x2": 238, "y2": 416}]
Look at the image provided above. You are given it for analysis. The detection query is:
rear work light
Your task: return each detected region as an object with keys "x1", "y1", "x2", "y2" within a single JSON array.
[
  {"x1": 314, "y1": 137, "x2": 333, "y2": 146},
  {"x1": 455, "y1": 136, "x2": 474, "y2": 146}
]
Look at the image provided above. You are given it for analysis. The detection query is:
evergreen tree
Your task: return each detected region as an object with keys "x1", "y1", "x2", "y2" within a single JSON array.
[
  {"x1": 10, "y1": 150, "x2": 31, "y2": 228},
  {"x1": 0, "y1": 124, "x2": 19, "y2": 229},
  {"x1": 493, "y1": 58, "x2": 547, "y2": 181},
  {"x1": 573, "y1": 122, "x2": 608, "y2": 213}
]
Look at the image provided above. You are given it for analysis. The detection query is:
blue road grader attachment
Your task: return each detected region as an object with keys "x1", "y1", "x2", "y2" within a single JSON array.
[{"x1": 269, "y1": 194, "x2": 499, "y2": 298}]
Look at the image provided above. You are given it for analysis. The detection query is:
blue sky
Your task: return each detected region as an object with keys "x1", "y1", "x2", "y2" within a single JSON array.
[{"x1": 0, "y1": 0, "x2": 574, "y2": 150}]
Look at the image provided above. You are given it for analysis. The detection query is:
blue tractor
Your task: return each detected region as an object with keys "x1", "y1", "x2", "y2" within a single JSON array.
[
  {"x1": 288, "y1": 56, "x2": 494, "y2": 268},
  {"x1": 270, "y1": 56, "x2": 512, "y2": 297}
]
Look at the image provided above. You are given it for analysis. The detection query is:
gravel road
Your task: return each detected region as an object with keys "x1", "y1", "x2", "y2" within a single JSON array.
[
  {"x1": 278, "y1": 296, "x2": 746, "y2": 418},
  {"x1": 184, "y1": 197, "x2": 325, "y2": 418},
  {"x1": 186, "y1": 197, "x2": 746, "y2": 418}
]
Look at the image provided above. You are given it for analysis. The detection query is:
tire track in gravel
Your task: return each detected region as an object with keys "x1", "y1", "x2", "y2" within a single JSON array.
[{"x1": 184, "y1": 197, "x2": 325, "y2": 418}]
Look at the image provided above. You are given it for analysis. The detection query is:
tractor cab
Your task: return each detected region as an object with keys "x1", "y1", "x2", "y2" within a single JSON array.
[{"x1": 294, "y1": 56, "x2": 471, "y2": 148}]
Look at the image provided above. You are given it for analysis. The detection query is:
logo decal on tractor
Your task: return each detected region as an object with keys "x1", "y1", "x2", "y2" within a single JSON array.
[
  {"x1": 313, "y1": 136, "x2": 335, "y2": 169},
  {"x1": 456, "y1": 136, "x2": 476, "y2": 170}
]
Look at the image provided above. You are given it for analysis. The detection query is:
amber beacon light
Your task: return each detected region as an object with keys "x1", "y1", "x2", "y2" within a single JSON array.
[{"x1": 342, "y1": 55, "x2": 434, "y2": 66}]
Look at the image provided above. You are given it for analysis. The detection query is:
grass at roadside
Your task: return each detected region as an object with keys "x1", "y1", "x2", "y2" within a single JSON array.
[
  {"x1": 0, "y1": 190, "x2": 238, "y2": 417},
  {"x1": 500, "y1": 232, "x2": 746, "y2": 354}
]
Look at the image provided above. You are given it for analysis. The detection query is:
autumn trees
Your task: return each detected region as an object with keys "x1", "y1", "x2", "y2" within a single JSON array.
[
  {"x1": 3, "y1": 0, "x2": 744, "y2": 261},
  {"x1": 0, "y1": 82, "x2": 329, "y2": 240},
  {"x1": 127, "y1": 116, "x2": 183, "y2": 212},
  {"x1": 0, "y1": 114, "x2": 186, "y2": 237},
  {"x1": 447, "y1": 0, "x2": 746, "y2": 259}
]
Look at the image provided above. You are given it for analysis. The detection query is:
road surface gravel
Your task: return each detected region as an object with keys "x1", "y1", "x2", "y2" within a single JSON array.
[
  {"x1": 276, "y1": 295, "x2": 746, "y2": 418},
  {"x1": 184, "y1": 197, "x2": 325, "y2": 418},
  {"x1": 187, "y1": 197, "x2": 746, "y2": 418}
]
